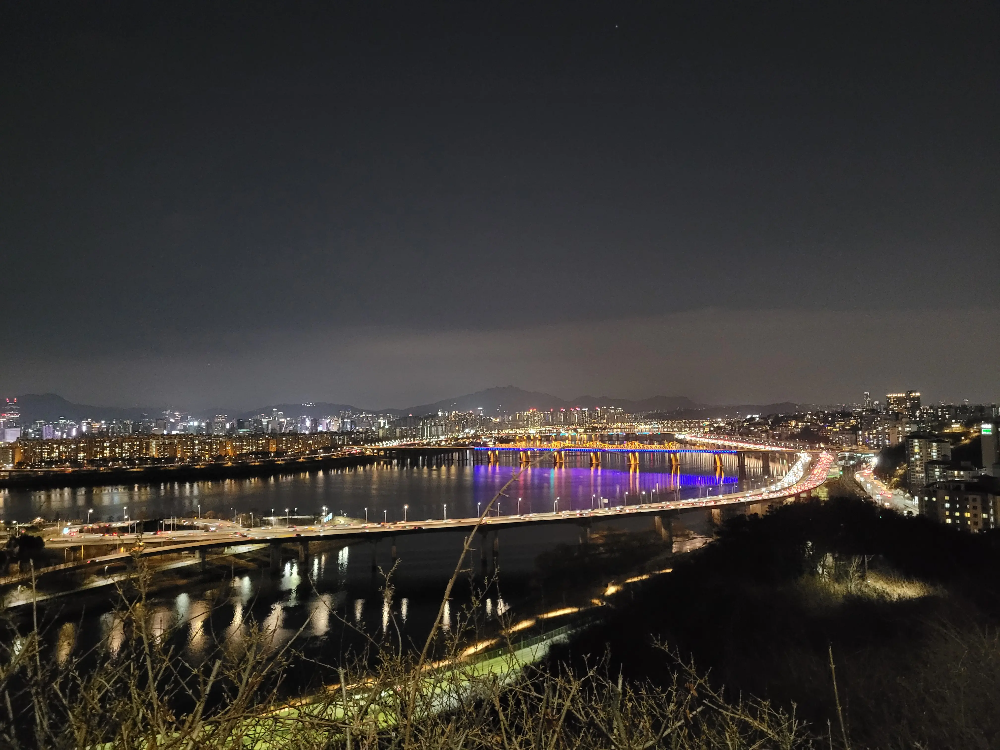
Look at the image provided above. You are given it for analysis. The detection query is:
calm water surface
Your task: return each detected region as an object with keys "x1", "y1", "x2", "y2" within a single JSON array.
[
  {"x1": 7, "y1": 453, "x2": 786, "y2": 687},
  {"x1": 0, "y1": 451, "x2": 782, "y2": 524}
]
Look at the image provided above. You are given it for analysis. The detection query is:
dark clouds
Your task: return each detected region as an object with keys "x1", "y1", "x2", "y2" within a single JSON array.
[
  {"x1": 5, "y1": 309, "x2": 999, "y2": 410},
  {"x1": 1, "y1": 2, "x2": 997, "y2": 406}
]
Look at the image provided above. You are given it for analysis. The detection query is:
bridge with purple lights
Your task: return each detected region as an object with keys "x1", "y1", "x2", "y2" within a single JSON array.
[
  {"x1": 474, "y1": 446, "x2": 738, "y2": 454},
  {"x1": 5, "y1": 451, "x2": 834, "y2": 603}
]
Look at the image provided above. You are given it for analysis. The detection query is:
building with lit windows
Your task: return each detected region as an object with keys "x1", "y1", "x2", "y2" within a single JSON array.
[
  {"x1": 886, "y1": 391, "x2": 921, "y2": 419},
  {"x1": 858, "y1": 415, "x2": 904, "y2": 449},
  {"x1": 982, "y1": 422, "x2": 998, "y2": 477},
  {"x1": 11, "y1": 432, "x2": 341, "y2": 468},
  {"x1": 919, "y1": 478, "x2": 1000, "y2": 532},
  {"x1": 906, "y1": 433, "x2": 951, "y2": 488},
  {"x1": 0, "y1": 398, "x2": 21, "y2": 443}
]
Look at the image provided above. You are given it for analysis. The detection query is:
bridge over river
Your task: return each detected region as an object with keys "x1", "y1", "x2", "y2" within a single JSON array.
[{"x1": 5, "y1": 451, "x2": 834, "y2": 597}]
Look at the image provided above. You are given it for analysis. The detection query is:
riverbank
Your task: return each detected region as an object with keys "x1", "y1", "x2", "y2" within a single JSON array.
[{"x1": 0, "y1": 452, "x2": 379, "y2": 490}]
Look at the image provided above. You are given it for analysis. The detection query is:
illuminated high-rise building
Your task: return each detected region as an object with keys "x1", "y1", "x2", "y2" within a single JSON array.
[
  {"x1": 886, "y1": 391, "x2": 921, "y2": 418},
  {"x1": 0, "y1": 398, "x2": 21, "y2": 443},
  {"x1": 982, "y1": 422, "x2": 998, "y2": 478},
  {"x1": 906, "y1": 432, "x2": 951, "y2": 487}
]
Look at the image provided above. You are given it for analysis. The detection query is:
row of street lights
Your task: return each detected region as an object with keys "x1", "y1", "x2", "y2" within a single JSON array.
[{"x1": 81, "y1": 477, "x2": 765, "y2": 535}]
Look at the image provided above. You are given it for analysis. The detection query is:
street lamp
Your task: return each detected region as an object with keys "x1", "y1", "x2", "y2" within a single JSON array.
[
  {"x1": 443, "y1": 503, "x2": 447, "y2": 520},
  {"x1": 87, "y1": 508, "x2": 93, "y2": 526},
  {"x1": 592, "y1": 494, "x2": 595, "y2": 509},
  {"x1": 403, "y1": 504, "x2": 408, "y2": 522},
  {"x1": 383, "y1": 509, "x2": 387, "y2": 523},
  {"x1": 365, "y1": 507, "x2": 368, "y2": 523},
  {"x1": 517, "y1": 498, "x2": 521, "y2": 514},
  {"x1": 477, "y1": 502, "x2": 481, "y2": 517},
  {"x1": 554, "y1": 497, "x2": 559, "y2": 513},
  {"x1": 197, "y1": 503, "x2": 201, "y2": 520},
  {"x1": 123, "y1": 506, "x2": 127, "y2": 522},
  {"x1": 285, "y1": 507, "x2": 290, "y2": 525}
]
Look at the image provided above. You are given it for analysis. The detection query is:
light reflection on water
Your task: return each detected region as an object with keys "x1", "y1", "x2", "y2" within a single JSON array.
[
  {"x1": 310, "y1": 593, "x2": 333, "y2": 637},
  {"x1": 30, "y1": 456, "x2": 786, "y2": 682},
  {"x1": 0, "y1": 452, "x2": 782, "y2": 525},
  {"x1": 56, "y1": 622, "x2": 75, "y2": 666},
  {"x1": 101, "y1": 612, "x2": 124, "y2": 657},
  {"x1": 187, "y1": 599, "x2": 211, "y2": 657}
]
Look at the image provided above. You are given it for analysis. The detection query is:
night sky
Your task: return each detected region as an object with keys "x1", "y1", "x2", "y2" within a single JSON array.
[{"x1": 2, "y1": 2, "x2": 997, "y2": 410}]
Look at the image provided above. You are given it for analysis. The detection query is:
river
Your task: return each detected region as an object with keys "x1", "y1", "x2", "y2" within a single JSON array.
[{"x1": 3, "y1": 451, "x2": 785, "y2": 692}]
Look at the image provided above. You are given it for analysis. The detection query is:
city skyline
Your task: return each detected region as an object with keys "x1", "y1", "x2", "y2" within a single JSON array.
[{"x1": 2, "y1": 382, "x2": 998, "y2": 425}]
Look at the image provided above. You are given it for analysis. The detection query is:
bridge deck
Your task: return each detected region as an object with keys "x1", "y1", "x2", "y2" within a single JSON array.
[{"x1": 6, "y1": 452, "x2": 832, "y2": 587}]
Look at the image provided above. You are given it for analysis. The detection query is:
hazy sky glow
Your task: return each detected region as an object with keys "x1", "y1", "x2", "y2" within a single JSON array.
[{"x1": 2, "y1": 2, "x2": 997, "y2": 409}]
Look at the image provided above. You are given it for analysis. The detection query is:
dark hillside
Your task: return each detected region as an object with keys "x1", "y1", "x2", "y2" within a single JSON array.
[{"x1": 556, "y1": 497, "x2": 1000, "y2": 749}]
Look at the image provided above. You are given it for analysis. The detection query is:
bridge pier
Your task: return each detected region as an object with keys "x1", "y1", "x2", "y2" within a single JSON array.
[
  {"x1": 491, "y1": 530, "x2": 499, "y2": 573},
  {"x1": 653, "y1": 514, "x2": 674, "y2": 549},
  {"x1": 199, "y1": 547, "x2": 207, "y2": 571},
  {"x1": 298, "y1": 540, "x2": 309, "y2": 563},
  {"x1": 390, "y1": 537, "x2": 397, "y2": 565},
  {"x1": 579, "y1": 520, "x2": 592, "y2": 545},
  {"x1": 371, "y1": 540, "x2": 379, "y2": 572},
  {"x1": 269, "y1": 541, "x2": 282, "y2": 573},
  {"x1": 737, "y1": 452, "x2": 747, "y2": 479},
  {"x1": 761, "y1": 452, "x2": 771, "y2": 478}
]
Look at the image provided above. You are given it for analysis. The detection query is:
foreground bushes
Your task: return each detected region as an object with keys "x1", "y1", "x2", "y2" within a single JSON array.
[
  {"x1": 563, "y1": 497, "x2": 1000, "y2": 749},
  {"x1": 0, "y1": 561, "x2": 817, "y2": 749},
  {"x1": 4, "y1": 495, "x2": 999, "y2": 748}
]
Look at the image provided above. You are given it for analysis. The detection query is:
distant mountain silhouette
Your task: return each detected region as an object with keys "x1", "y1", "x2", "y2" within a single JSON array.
[
  {"x1": 394, "y1": 386, "x2": 698, "y2": 416},
  {"x1": 12, "y1": 389, "x2": 805, "y2": 425},
  {"x1": 394, "y1": 386, "x2": 566, "y2": 415},
  {"x1": 670, "y1": 401, "x2": 800, "y2": 419},
  {"x1": 235, "y1": 402, "x2": 362, "y2": 419},
  {"x1": 12, "y1": 393, "x2": 158, "y2": 425},
  {"x1": 570, "y1": 394, "x2": 699, "y2": 413}
]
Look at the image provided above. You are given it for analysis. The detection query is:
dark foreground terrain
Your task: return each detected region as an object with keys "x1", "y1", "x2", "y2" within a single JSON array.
[
  {"x1": 5, "y1": 487, "x2": 1000, "y2": 748},
  {"x1": 557, "y1": 492, "x2": 1000, "y2": 749}
]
